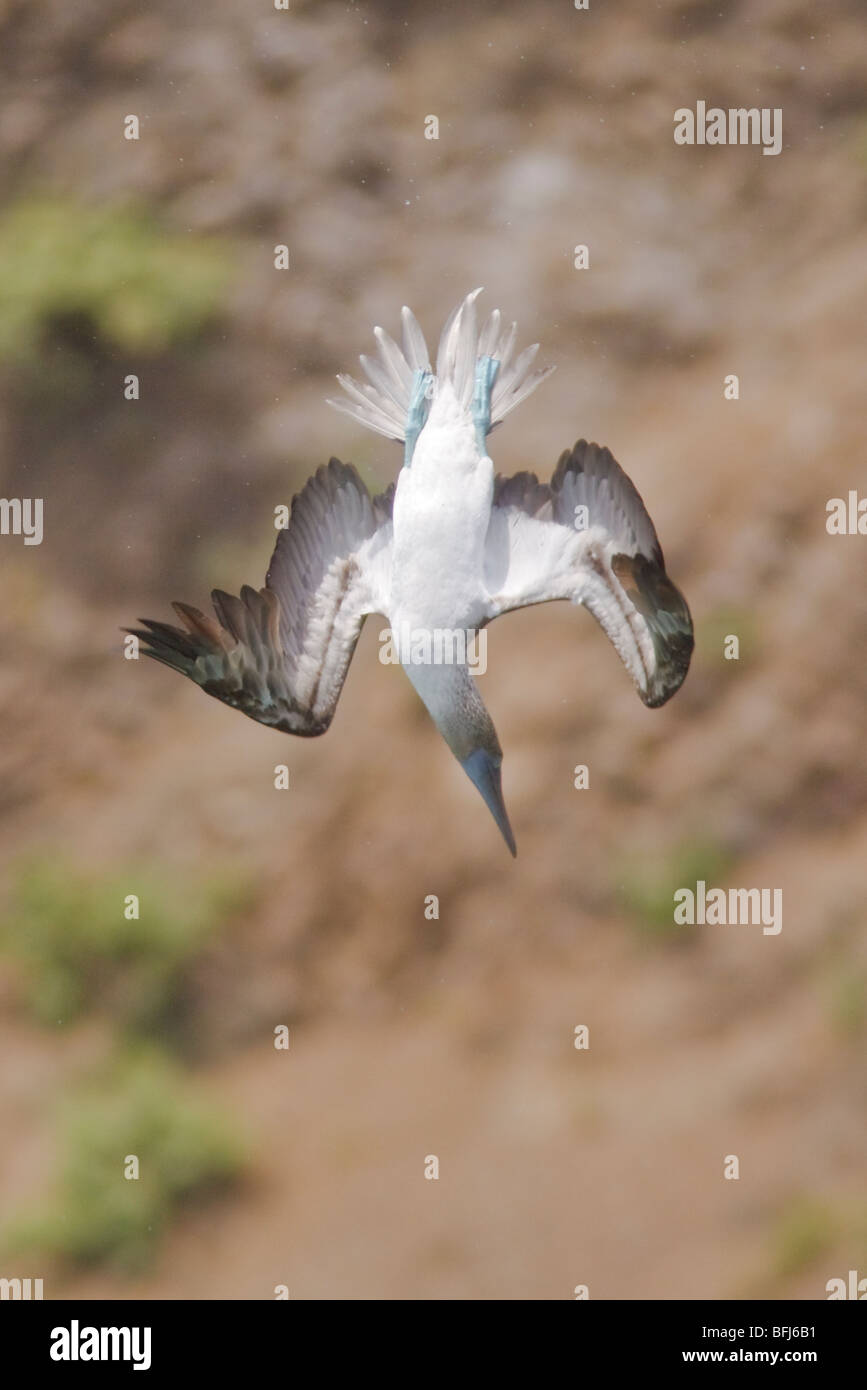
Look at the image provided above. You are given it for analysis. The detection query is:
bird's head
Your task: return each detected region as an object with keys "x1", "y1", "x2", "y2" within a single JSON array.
[{"x1": 431, "y1": 668, "x2": 516, "y2": 858}]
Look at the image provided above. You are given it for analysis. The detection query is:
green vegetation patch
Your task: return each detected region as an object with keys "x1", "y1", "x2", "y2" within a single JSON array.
[
  {"x1": 616, "y1": 838, "x2": 736, "y2": 942},
  {"x1": 5, "y1": 1048, "x2": 245, "y2": 1272},
  {"x1": 697, "y1": 604, "x2": 758, "y2": 670},
  {"x1": 1, "y1": 854, "x2": 253, "y2": 1032},
  {"x1": 772, "y1": 1195, "x2": 835, "y2": 1280},
  {"x1": 0, "y1": 196, "x2": 232, "y2": 361}
]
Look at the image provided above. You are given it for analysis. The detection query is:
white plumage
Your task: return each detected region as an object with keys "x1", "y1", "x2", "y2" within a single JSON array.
[{"x1": 131, "y1": 290, "x2": 693, "y2": 855}]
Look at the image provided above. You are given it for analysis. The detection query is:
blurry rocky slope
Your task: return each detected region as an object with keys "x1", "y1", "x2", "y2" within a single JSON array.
[{"x1": 0, "y1": 0, "x2": 865, "y2": 1298}]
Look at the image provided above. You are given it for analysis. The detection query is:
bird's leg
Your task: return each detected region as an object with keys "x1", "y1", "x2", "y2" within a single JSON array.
[
  {"x1": 472, "y1": 355, "x2": 500, "y2": 454},
  {"x1": 404, "y1": 369, "x2": 433, "y2": 466}
]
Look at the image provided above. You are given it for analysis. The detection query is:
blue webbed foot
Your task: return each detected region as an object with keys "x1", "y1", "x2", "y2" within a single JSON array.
[
  {"x1": 472, "y1": 355, "x2": 500, "y2": 453},
  {"x1": 404, "y1": 369, "x2": 433, "y2": 466}
]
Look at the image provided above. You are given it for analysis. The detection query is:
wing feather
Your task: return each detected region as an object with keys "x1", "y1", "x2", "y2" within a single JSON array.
[
  {"x1": 128, "y1": 458, "x2": 393, "y2": 736},
  {"x1": 485, "y1": 440, "x2": 693, "y2": 707}
]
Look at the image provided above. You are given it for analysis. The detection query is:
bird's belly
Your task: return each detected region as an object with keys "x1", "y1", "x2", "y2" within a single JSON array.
[{"x1": 391, "y1": 463, "x2": 492, "y2": 628}]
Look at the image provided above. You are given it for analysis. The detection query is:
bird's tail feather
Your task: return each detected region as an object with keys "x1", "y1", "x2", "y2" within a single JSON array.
[{"x1": 327, "y1": 288, "x2": 554, "y2": 442}]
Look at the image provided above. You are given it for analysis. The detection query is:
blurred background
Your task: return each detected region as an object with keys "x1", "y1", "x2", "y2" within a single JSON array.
[{"x1": 0, "y1": 0, "x2": 865, "y2": 1299}]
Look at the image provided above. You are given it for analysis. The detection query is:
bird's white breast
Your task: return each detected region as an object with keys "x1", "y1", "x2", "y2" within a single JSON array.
[{"x1": 389, "y1": 389, "x2": 493, "y2": 630}]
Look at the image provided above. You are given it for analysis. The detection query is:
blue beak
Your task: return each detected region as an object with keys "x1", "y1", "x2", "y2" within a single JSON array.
[{"x1": 461, "y1": 748, "x2": 517, "y2": 857}]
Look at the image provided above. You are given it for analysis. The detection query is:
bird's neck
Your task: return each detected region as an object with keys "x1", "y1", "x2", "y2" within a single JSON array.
[{"x1": 401, "y1": 659, "x2": 491, "y2": 761}]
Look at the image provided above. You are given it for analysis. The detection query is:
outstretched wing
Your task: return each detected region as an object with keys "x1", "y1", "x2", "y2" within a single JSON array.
[
  {"x1": 128, "y1": 458, "x2": 394, "y2": 736},
  {"x1": 484, "y1": 440, "x2": 693, "y2": 708}
]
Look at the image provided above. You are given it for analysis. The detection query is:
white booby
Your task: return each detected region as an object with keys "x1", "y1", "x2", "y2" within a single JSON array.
[{"x1": 130, "y1": 289, "x2": 693, "y2": 855}]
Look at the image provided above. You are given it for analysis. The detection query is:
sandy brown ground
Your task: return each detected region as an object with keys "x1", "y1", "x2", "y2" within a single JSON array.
[{"x1": 0, "y1": 0, "x2": 865, "y2": 1298}]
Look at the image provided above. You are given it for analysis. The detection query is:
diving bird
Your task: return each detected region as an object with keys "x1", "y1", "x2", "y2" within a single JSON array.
[{"x1": 129, "y1": 289, "x2": 693, "y2": 855}]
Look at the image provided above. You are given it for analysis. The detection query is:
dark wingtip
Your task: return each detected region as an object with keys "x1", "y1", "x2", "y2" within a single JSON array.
[{"x1": 612, "y1": 552, "x2": 694, "y2": 706}]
